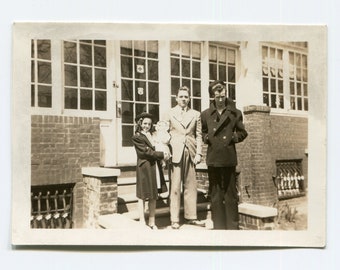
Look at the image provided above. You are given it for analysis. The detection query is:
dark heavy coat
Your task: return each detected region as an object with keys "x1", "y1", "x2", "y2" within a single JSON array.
[
  {"x1": 132, "y1": 132, "x2": 168, "y2": 200},
  {"x1": 201, "y1": 99, "x2": 248, "y2": 167}
]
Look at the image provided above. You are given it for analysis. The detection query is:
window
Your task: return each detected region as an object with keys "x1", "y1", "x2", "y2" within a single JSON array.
[
  {"x1": 262, "y1": 46, "x2": 284, "y2": 109},
  {"x1": 262, "y1": 44, "x2": 308, "y2": 111},
  {"x1": 120, "y1": 41, "x2": 160, "y2": 146},
  {"x1": 31, "y1": 40, "x2": 52, "y2": 108},
  {"x1": 209, "y1": 45, "x2": 237, "y2": 100},
  {"x1": 63, "y1": 40, "x2": 107, "y2": 111},
  {"x1": 170, "y1": 41, "x2": 202, "y2": 111},
  {"x1": 289, "y1": 52, "x2": 308, "y2": 111}
]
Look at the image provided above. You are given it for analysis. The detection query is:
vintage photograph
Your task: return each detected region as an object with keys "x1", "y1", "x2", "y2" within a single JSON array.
[{"x1": 11, "y1": 23, "x2": 327, "y2": 247}]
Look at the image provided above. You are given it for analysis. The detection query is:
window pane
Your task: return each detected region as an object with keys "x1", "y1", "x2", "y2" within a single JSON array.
[
  {"x1": 80, "y1": 40, "x2": 92, "y2": 44},
  {"x1": 135, "y1": 58, "x2": 146, "y2": 79},
  {"x1": 147, "y1": 41, "x2": 158, "y2": 59},
  {"x1": 95, "y1": 68, "x2": 106, "y2": 89},
  {"x1": 303, "y1": 84, "x2": 308, "y2": 96},
  {"x1": 182, "y1": 42, "x2": 190, "y2": 58},
  {"x1": 64, "y1": 65, "x2": 78, "y2": 86},
  {"x1": 148, "y1": 60, "x2": 158, "y2": 81},
  {"x1": 134, "y1": 41, "x2": 145, "y2": 57},
  {"x1": 122, "y1": 102, "x2": 134, "y2": 123},
  {"x1": 148, "y1": 104, "x2": 159, "y2": 123},
  {"x1": 182, "y1": 59, "x2": 190, "y2": 77},
  {"x1": 38, "y1": 61, "x2": 51, "y2": 84},
  {"x1": 263, "y1": 93, "x2": 269, "y2": 106},
  {"x1": 192, "y1": 80, "x2": 201, "y2": 97},
  {"x1": 171, "y1": 97, "x2": 177, "y2": 107},
  {"x1": 228, "y1": 84, "x2": 236, "y2": 100},
  {"x1": 121, "y1": 79, "x2": 133, "y2": 101},
  {"x1": 37, "y1": 40, "x2": 51, "y2": 60},
  {"x1": 31, "y1": 61, "x2": 35, "y2": 82},
  {"x1": 302, "y1": 69, "x2": 307, "y2": 82},
  {"x1": 263, "y1": 78, "x2": 268, "y2": 92},
  {"x1": 209, "y1": 63, "x2": 217, "y2": 80},
  {"x1": 121, "y1": 41, "x2": 133, "y2": 55},
  {"x1": 271, "y1": 94, "x2": 277, "y2": 108},
  {"x1": 31, "y1": 85, "x2": 35, "y2": 107},
  {"x1": 80, "y1": 89, "x2": 93, "y2": 110},
  {"x1": 182, "y1": 79, "x2": 191, "y2": 89},
  {"x1": 64, "y1": 88, "x2": 78, "y2": 109},
  {"x1": 148, "y1": 82, "x2": 159, "y2": 102},
  {"x1": 95, "y1": 90, "x2": 106, "y2": 111},
  {"x1": 270, "y1": 79, "x2": 276, "y2": 93},
  {"x1": 278, "y1": 80, "x2": 283, "y2": 93},
  {"x1": 171, "y1": 78, "x2": 180, "y2": 96},
  {"x1": 297, "y1": 83, "x2": 301, "y2": 95},
  {"x1": 192, "y1": 61, "x2": 200, "y2": 78},
  {"x1": 94, "y1": 46, "x2": 106, "y2": 67},
  {"x1": 122, "y1": 126, "x2": 134, "y2": 146},
  {"x1": 209, "y1": 46, "x2": 217, "y2": 61},
  {"x1": 304, "y1": 98, "x2": 308, "y2": 111},
  {"x1": 94, "y1": 40, "x2": 106, "y2": 45},
  {"x1": 171, "y1": 58, "x2": 180, "y2": 76},
  {"x1": 289, "y1": 52, "x2": 294, "y2": 65},
  {"x1": 192, "y1": 98, "x2": 201, "y2": 111},
  {"x1": 297, "y1": 97, "x2": 302, "y2": 110},
  {"x1": 219, "y1": 48, "x2": 226, "y2": 63},
  {"x1": 302, "y1": 55, "x2": 307, "y2": 68},
  {"x1": 170, "y1": 41, "x2": 180, "y2": 56},
  {"x1": 64, "y1": 41, "x2": 77, "y2": 64},
  {"x1": 136, "y1": 103, "x2": 147, "y2": 117},
  {"x1": 80, "y1": 66, "x2": 93, "y2": 88},
  {"x1": 262, "y1": 46, "x2": 268, "y2": 61},
  {"x1": 296, "y1": 68, "x2": 301, "y2": 80},
  {"x1": 31, "y1": 40, "x2": 35, "y2": 58},
  {"x1": 277, "y1": 49, "x2": 283, "y2": 60},
  {"x1": 290, "y1": 82, "x2": 295, "y2": 95},
  {"x1": 135, "y1": 81, "x2": 146, "y2": 102},
  {"x1": 121, "y1": 56, "x2": 133, "y2": 78},
  {"x1": 278, "y1": 95, "x2": 284, "y2": 109},
  {"x1": 80, "y1": 44, "x2": 92, "y2": 65},
  {"x1": 228, "y1": 66, "x2": 235, "y2": 82},
  {"x1": 219, "y1": 65, "x2": 226, "y2": 81},
  {"x1": 290, "y1": 97, "x2": 296, "y2": 110},
  {"x1": 38, "y1": 85, "x2": 52, "y2": 108},
  {"x1": 192, "y1": 43, "x2": 201, "y2": 60},
  {"x1": 228, "y1": 49, "x2": 235, "y2": 64}
]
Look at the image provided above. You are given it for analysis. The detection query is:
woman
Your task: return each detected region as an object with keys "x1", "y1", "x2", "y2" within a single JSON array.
[{"x1": 131, "y1": 112, "x2": 169, "y2": 229}]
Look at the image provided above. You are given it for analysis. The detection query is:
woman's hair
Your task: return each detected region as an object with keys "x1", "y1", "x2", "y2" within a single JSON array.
[
  {"x1": 135, "y1": 116, "x2": 154, "y2": 134},
  {"x1": 177, "y1": 86, "x2": 190, "y2": 97}
]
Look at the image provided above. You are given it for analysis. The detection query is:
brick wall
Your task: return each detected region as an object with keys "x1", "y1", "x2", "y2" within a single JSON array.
[{"x1": 31, "y1": 115, "x2": 101, "y2": 186}]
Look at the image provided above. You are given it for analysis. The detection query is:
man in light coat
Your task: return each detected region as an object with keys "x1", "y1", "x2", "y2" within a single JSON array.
[{"x1": 164, "y1": 86, "x2": 204, "y2": 229}]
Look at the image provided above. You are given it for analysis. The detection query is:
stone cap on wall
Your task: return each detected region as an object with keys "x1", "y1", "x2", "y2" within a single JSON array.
[
  {"x1": 82, "y1": 167, "x2": 121, "y2": 177},
  {"x1": 238, "y1": 202, "x2": 277, "y2": 218},
  {"x1": 243, "y1": 105, "x2": 271, "y2": 115}
]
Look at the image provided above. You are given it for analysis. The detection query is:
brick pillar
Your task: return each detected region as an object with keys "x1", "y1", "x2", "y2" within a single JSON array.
[
  {"x1": 72, "y1": 167, "x2": 120, "y2": 228},
  {"x1": 241, "y1": 105, "x2": 277, "y2": 206}
]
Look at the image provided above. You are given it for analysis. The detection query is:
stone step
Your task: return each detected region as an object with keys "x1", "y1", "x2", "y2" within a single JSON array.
[{"x1": 118, "y1": 176, "x2": 170, "y2": 196}]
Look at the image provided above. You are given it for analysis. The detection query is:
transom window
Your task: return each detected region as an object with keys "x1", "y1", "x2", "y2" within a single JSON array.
[
  {"x1": 209, "y1": 45, "x2": 236, "y2": 100},
  {"x1": 63, "y1": 40, "x2": 107, "y2": 111},
  {"x1": 170, "y1": 41, "x2": 202, "y2": 111},
  {"x1": 120, "y1": 40, "x2": 160, "y2": 146},
  {"x1": 31, "y1": 39, "x2": 52, "y2": 108}
]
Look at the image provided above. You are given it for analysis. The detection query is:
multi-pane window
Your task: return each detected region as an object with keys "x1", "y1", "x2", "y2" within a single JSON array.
[
  {"x1": 120, "y1": 41, "x2": 160, "y2": 146},
  {"x1": 170, "y1": 41, "x2": 202, "y2": 111},
  {"x1": 262, "y1": 46, "x2": 284, "y2": 109},
  {"x1": 63, "y1": 40, "x2": 107, "y2": 111},
  {"x1": 289, "y1": 52, "x2": 308, "y2": 111},
  {"x1": 262, "y1": 44, "x2": 308, "y2": 112},
  {"x1": 209, "y1": 45, "x2": 236, "y2": 100},
  {"x1": 31, "y1": 40, "x2": 52, "y2": 108}
]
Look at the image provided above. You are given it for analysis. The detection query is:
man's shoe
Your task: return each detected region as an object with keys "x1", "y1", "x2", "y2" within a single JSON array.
[
  {"x1": 185, "y1": 219, "x2": 205, "y2": 227},
  {"x1": 171, "y1": 222, "x2": 180, "y2": 229}
]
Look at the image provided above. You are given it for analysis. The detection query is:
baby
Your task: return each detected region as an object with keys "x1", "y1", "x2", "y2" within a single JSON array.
[{"x1": 153, "y1": 120, "x2": 171, "y2": 167}]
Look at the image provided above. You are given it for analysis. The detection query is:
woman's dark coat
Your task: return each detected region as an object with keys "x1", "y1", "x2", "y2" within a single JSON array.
[{"x1": 132, "y1": 132, "x2": 168, "y2": 200}]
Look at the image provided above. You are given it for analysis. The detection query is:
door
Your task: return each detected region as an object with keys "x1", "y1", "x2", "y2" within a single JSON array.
[{"x1": 116, "y1": 40, "x2": 160, "y2": 164}]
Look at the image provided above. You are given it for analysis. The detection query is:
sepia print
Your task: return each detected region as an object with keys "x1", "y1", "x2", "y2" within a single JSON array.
[{"x1": 11, "y1": 23, "x2": 327, "y2": 247}]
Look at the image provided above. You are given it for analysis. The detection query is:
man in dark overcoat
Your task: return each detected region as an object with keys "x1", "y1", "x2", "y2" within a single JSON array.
[{"x1": 201, "y1": 80, "x2": 248, "y2": 230}]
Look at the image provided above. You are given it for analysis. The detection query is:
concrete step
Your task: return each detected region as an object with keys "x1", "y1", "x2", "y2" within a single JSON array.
[{"x1": 118, "y1": 177, "x2": 170, "y2": 196}]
